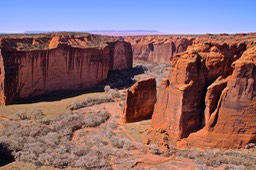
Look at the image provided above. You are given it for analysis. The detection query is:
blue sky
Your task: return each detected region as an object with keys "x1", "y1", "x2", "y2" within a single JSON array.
[{"x1": 1, "y1": 0, "x2": 255, "y2": 34}]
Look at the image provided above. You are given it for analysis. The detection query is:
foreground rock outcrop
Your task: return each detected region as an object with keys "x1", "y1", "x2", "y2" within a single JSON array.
[
  {"x1": 151, "y1": 50, "x2": 206, "y2": 139},
  {"x1": 122, "y1": 78, "x2": 156, "y2": 123},
  {"x1": 185, "y1": 46, "x2": 256, "y2": 148},
  {"x1": 151, "y1": 41, "x2": 255, "y2": 148},
  {"x1": 0, "y1": 33, "x2": 132, "y2": 105}
]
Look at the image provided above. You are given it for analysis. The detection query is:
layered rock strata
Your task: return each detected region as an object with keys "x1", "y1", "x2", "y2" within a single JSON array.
[
  {"x1": 125, "y1": 33, "x2": 256, "y2": 63},
  {"x1": 0, "y1": 33, "x2": 133, "y2": 105},
  {"x1": 151, "y1": 42, "x2": 256, "y2": 148},
  {"x1": 185, "y1": 46, "x2": 256, "y2": 148}
]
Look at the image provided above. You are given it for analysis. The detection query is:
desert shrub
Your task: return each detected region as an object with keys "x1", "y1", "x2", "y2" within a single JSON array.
[
  {"x1": 72, "y1": 147, "x2": 90, "y2": 157},
  {"x1": 149, "y1": 144, "x2": 162, "y2": 155},
  {"x1": 133, "y1": 62, "x2": 171, "y2": 88},
  {"x1": 0, "y1": 109, "x2": 115, "y2": 169},
  {"x1": 72, "y1": 150, "x2": 110, "y2": 169},
  {"x1": 104, "y1": 85, "x2": 122, "y2": 99},
  {"x1": 104, "y1": 85, "x2": 111, "y2": 92},
  {"x1": 108, "y1": 88, "x2": 121, "y2": 98},
  {"x1": 70, "y1": 95, "x2": 114, "y2": 110},
  {"x1": 107, "y1": 119, "x2": 118, "y2": 129},
  {"x1": 119, "y1": 90, "x2": 127, "y2": 100},
  {"x1": 12, "y1": 109, "x2": 45, "y2": 121},
  {"x1": 110, "y1": 136, "x2": 135, "y2": 150},
  {"x1": 83, "y1": 111, "x2": 110, "y2": 127},
  {"x1": 175, "y1": 149, "x2": 256, "y2": 170}
]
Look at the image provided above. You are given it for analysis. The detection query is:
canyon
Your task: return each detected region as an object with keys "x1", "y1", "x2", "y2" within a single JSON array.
[
  {"x1": 1, "y1": 32, "x2": 255, "y2": 149},
  {"x1": 128, "y1": 33, "x2": 256, "y2": 148},
  {"x1": 0, "y1": 33, "x2": 132, "y2": 105},
  {"x1": 0, "y1": 32, "x2": 255, "y2": 169}
]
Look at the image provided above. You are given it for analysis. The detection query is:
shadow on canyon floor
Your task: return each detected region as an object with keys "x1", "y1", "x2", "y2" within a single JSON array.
[
  {"x1": 107, "y1": 65, "x2": 145, "y2": 89},
  {"x1": 0, "y1": 143, "x2": 15, "y2": 167}
]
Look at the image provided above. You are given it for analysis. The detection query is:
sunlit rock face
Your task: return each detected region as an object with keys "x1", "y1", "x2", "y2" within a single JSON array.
[
  {"x1": 122, "y1": 78, "x2": 157, "y2": 123},
  {"x1": 0, "y1": 34, "x2": 133, "y2": 105},
  {"x1": 151, "y1": 41, "x2": 256, "y2": 148}
]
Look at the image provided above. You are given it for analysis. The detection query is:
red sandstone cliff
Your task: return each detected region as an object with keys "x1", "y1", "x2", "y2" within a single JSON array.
[
  {"x1": 123, "y1": 33, "x2": 256, "y2": 148},
  {"x1": 184, "y1": 46, "x2": 256, "y2": 148},
  {"x1": 0, "y1": 33, "x2": 133, "y2": 105},
  {"x1": 125, "y1": 36, "x2": 193, "y2": 63},
  {"x1": 125, "y1": 33, "x2": 256, "y2": 63},
  {"x1": 151, "y1": 50, "x2": 206, "y2": 139},
  {"x1": 108, "y1": 41, "x2": 133, "y2": 71},
  {"x1": 151, "y1": 41, "x2": 256, "y2": 148},
  {"x1": 122, "y1": 78, "x2": 157, "y2": 123}
]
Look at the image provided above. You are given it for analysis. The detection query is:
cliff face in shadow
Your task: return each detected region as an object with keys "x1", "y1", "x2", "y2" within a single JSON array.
[{"x1": 0, "y1": 33, "x2": 133, "y2": 105}]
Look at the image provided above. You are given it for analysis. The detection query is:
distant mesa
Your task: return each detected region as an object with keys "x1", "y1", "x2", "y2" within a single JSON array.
[{"x1": 22, "y1": 30, "x2": 161, "y2": 36}]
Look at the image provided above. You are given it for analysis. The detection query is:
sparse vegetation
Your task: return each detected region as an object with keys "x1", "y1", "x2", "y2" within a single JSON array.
[
  {"x1": 146, "y1": 128, "x2": 256, "y2": 170},
  {"x1": 133, "y1": 61, "x2": 170, "y2": 87},
  {"x1": 11, "y1": 108, "x2": 45, "y2": 120},
  {"x1": 175, "y1": 149, "x2": 256, "y2": 170},
  {"x1": 0, "y1": 106, "x2": 139, "y2": 169},
  {"x1": 0, "y1": 59, "x2": 255, "y2": 169},
  {"x1": 70, "y1": 95, "x2": 114, "y2": 110},
  {"x1": 104, "y1": 85, "x2": 125, "y2": 100},
  {"x1": 148, "y1": 144, "x2": 162, "y2": 155}
]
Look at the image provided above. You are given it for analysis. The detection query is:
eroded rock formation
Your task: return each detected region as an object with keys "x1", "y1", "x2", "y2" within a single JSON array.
[
  {"x1": 125, "y1": 36, "x2": 193, "y2": 63},
  {"x1": 122, "y1": 78, "x2": 156, "y2": 123},
  {"x1": 108, "y1": 41, "x2": 133, "y2": 71},
  {"x1": 185, "y1": 46, "x2": 256, "y2": 148},
  {"x1": 151, "y1": 41, "x2": 256, "y2": 148},
  {"x1": 0, "y1": 33, "x2": 133, "y2": 105},
  {"x1": 151, "y1": 50, "x2": 206, "y2": 139},
  {"x1": 131, "y1": 33, "x2": 256, "y2": 148},
  {"x1": 125, "y1": 33, "x2": 256, "y2": 63}
]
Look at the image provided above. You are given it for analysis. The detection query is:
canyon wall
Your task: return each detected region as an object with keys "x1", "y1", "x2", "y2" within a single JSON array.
[
  {"x1": 185, "y1": 46, "x2": 256, "y2": 148},
  {"x1": 122, "y1": 33, "x2": 256, "y2": 148},
  {"x1": 0, "y1": 33, "x2": 133, "y2": 105},
  {"x1": 150, "y1": 40, "x2": 256, "y2": 148},
  {"x1": 125, "y1": 36, "x2": 193, "y2": 63},
  {"x1": 125, "y1": 33, "x2": 256, "y2": 63},
  {"x1": 109, "y1": 41, "x2": 133, "y2": 71}
]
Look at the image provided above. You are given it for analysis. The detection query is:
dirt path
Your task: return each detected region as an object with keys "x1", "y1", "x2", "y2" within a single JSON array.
[{"x1": 115, "y1": 101, "x2": 140, "y2": 143}]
